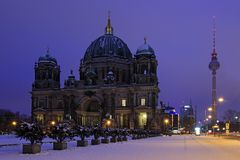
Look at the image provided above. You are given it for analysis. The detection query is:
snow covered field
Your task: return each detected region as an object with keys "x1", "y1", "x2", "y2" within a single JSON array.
[{"x1": 1, "y1": 135, "x2": 240, "y2": 160}]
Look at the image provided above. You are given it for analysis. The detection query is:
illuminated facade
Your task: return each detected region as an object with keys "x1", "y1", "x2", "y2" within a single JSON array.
[
  {"x1": 31, "y1": 15, "x2": 160, "y2": 129},
  {"x1": 159, "y1": 103, "x2": 180, "y2": 131}
]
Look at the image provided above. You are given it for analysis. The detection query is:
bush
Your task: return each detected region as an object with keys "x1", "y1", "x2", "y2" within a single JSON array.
[
  {"x1": 15, "y1": 122, "x2": 45, "y2": 144},
  {"x1": 91, "y1": 127, "x2": 101, "y2": 140},
  {"x1": 109, "y1": 128, "x2": 118, "y2": 138},
  {"x1": 121, "y1": 128, "x2": 129, "y2": 138},
  {"x1": 48, "y1": 122, "x2": 73, "y2": 143},
  {"x1": 74, "y1": 125, "x2": 90, "y2": 141},
  {"x1": 101, "y1": 128, "x2": 110, "y2": 139}
]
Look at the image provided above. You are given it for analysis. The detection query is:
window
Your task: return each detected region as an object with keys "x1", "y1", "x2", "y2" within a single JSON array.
[
  {"x1": 36, "y1": 114, "x2": 44, "y2": 124},
  {"x1": 141, "y1": 98, "x2": 146, "y2": 106},
  {"x1": 121, "y1": 99, "x2": 126, "y2": 107},
  {"x1": 57, "y1": 115, "x2": 63, "y2": 122},
  {"x1": 95, "y1": 68, "x2": 98, "y2": 80},
  {"x1": 116, "y1": 68, "x2": 119, "y2": 81},
  {"x1": 102, "y1": 67, "x2": 105, "y2": 79},
  {"x1": 122, "y1": 70, "x2": 126, "y2": 82},
  {"x1": 144, "y1": 69, "x2": 147, "y2": 75},
  {"x1": 39, "y1": 99, "x2": 45, "y2": 108},
  {"x1": 139, "y1": 112, "x2": 147, "y2": 128}
]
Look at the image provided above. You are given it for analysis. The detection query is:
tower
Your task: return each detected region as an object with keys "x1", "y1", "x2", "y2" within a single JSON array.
[
  {"x1": 134, "y1": 37, "x2": 158, "y2": 84},
  {"x1": 208, "y1": 17, "x2": 220, "y2": 122},
  {"x1": 33, "y1": 48, "x2": 60, "y2": 89}
]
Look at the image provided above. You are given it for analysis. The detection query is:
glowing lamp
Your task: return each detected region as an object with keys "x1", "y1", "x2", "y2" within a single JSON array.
[
  {"x1": 51, "y1": 121, "x2": 56, "y2": 126},
  {"x1": 208, "y1": 107, "x2": 213, "y2": 112},
  {"x1": 106, "y1": 120, "x2": 111, "y2": 126},
  {"x1": 12, "y1": 121, "x2": 17, "y2": 126},
  {"x1": 164, "y1": 119, "x2": 169, "y2": 124},
  {"x1": 218, "y1": 97, "x2": 224, "y2": 103}
]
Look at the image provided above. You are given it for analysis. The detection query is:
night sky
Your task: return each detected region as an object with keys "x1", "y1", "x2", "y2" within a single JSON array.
[{"x1": 0, "y1": 0, "x2": 240, "y2": 120}]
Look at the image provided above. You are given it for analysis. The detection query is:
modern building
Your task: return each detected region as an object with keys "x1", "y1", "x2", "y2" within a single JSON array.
[
  {"x1": 180, "y1": 104, "x2": 195, "y2": 133},
  {"x1": 159, "y1": 102, "x2": 180, "y2": 132},
  {"x1": 31, "y1": 15, "x2": 160, "y2": 129}
]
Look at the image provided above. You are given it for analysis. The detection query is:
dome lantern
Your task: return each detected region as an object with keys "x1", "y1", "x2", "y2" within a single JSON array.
[{"x1": 105, "y1": 11, "x2": 113, "y2": 35}]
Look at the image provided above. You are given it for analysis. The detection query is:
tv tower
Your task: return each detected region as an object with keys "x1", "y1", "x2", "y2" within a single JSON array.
[{"x1": 208, "y1": 16, "x2": 220, "y2": 122}]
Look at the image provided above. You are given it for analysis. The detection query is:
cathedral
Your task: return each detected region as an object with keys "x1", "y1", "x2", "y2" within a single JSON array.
[{"x1": 31, "y1": 15, "x2": 160, "y2": 129}]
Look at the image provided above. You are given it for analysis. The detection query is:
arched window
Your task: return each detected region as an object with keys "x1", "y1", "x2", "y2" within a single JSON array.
[
  {"x1": 122, "y1": 70, "x2": 126, "y2": 82},
  {"x1": 141, "y1": 65, "x2": 147, "y2": 74},
  {"x1": 144, "y1": 70, "x2": 147, "y2": 75},
  {"x1": 140, "y1": 98, "x2": 146, "y2": 106},
  {"x1": 121, "y1": 99, "x2": 127, "y2": 107}
]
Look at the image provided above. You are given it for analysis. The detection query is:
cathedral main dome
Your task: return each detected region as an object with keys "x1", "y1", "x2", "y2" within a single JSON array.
[
  {"x1": 84, "y1": 35, "x2": 132, "y2": 60},
  {"x1": 83, "y1": 15, "x2": 132, "y2": 61}
]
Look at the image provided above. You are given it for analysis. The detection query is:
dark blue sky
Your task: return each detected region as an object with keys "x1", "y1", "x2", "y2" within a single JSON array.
[{"x1": 0, "y1": 0, "x2": 240, "y2": 120}]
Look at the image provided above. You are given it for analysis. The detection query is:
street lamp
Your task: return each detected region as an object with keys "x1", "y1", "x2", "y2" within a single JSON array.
[
  {"x1": 205, "y1": 97, "x2": 224, "y2": 128},
  {"x1": 164, "y1": 119, "x2": 169, "y2": 134},
  {"x1": 51, "y1": 120, "x2": 56, "y2": 126},
  {"x1": 208, "y1": 107, "x2": 213, "y2": 112},
  {"x1": 218, "y1": 97, "x2": 224, "y2": 103},
  {"x1": 106, "y1": 120, "x2": 111, "y2": 127},
  {"x1": 11, "y1": 121, "x2": 17, "y2": 126},
  {"x1": 164, "y1": 119, "x2": 169, "y2": 125}
]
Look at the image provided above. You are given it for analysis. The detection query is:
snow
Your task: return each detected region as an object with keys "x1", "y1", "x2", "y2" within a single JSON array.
[
  {"x1": 0, "y1": 134, "x2": 26, "y2": 145},
  {"x1": 1, "y1": 135, "x2": 240, "y2": 160}
]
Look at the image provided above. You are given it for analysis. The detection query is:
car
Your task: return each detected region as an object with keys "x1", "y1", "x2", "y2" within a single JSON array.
[{"x1": 172, "y1": 130, "x2": 181, "y2": 135}]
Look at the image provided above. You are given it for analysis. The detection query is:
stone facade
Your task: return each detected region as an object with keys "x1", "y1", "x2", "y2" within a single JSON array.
[{"x1": 31, "y1": 16, "x2": 160, "y2": 129}]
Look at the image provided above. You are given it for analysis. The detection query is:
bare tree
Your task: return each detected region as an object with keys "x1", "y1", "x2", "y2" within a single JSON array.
[{"x1": 223, "y1": 109, "x2": 240, "y2": 121}]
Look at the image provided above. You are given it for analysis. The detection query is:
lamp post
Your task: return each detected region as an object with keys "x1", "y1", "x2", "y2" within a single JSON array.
[
  {"x1": 218, "y1": 97, "x2": 224, "y2": 103},
  {"x1": 11, "y1": 121, "x2": 17, "y2": 126},
  {"x1": 206, "y1": 97, "x2": 224, "y2": 128},
  {"x1": 164, "y1": 119, "x2": 169, "y2": 134},
  {"x1": 234, "y1": 116, "x2": 239, "y2": 132},
  {"x1": 106, "y1": 120, "x2": 111, "y2": 128},
  {"x1": 51, "y1": 120, "x2": 56, "y2": 126}
]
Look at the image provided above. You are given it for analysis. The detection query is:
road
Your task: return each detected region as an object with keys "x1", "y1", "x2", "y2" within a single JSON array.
[
  {"x1": 0, "y1": 135, "x2": 240, "y2": 160},
  {"x1": 147, "y1": 135, "x2": 240, "y2": 160}
]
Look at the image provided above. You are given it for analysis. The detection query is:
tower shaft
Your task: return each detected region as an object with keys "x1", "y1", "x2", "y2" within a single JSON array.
[{"x1": 211, "y1": 74, "x2": 217, "y2": 122}]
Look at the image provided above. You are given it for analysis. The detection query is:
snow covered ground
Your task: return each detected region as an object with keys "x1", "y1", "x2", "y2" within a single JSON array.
[{"x1": 1, "y1": 135, "x2": 240, "y2": 160}]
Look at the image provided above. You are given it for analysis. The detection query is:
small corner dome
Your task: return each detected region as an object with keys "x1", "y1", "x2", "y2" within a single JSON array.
[
  {"x1": 38, "y1": 49, "x2": 57, "y2": 64},
  {"x1": 136, "y1": 38, "x2": 155, "y2": 55}
]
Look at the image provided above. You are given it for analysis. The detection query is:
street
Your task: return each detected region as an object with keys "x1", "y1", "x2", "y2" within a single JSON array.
[{"x1": 1, "y1": 135, "x2": 240, "y2": 160}]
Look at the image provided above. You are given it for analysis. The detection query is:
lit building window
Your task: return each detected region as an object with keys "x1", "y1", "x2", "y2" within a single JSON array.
[
  {"x1": 121, "y1": 99, "x2": 126, "y2": 107},
  {"x1": 141, "y1": 98, "x2": 146, "y2": 106},
  {"x1": 36, "y1": 114, "x2": 44, "y2": 123},
  {"x1": 57, "y1": 115, "x2": 63, "y2": 122},
  {"x1": 139, "y1": 112, "x2": 147, "y2": 128}
]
